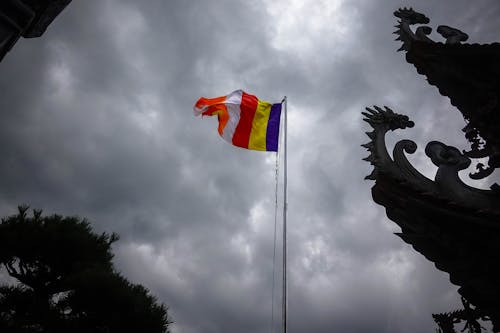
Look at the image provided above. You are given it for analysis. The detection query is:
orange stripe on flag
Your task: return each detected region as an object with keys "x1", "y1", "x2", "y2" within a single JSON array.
[
  {"x1": 195, "y1": 95, "x2": 229, "y2": 136},
  {"x1": 215, "y1": 104, "x2": 229, "y2": 135},
  {"x1": 197, "y1": 96, "x2": 227, "y2": 116}
]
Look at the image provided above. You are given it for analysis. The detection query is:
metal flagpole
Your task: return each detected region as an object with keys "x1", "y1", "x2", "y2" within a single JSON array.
[{"x1": 282, "y1": 96, "x2": 288, "y2": 333}]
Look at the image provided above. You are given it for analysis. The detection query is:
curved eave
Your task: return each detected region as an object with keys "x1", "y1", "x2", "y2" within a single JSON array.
[
  {"x1": 372, "y1": 172, "x2": 500, "y2": 319},
  {"x1": 405, "y1": 41, "x2": 500, "y2": 119}
]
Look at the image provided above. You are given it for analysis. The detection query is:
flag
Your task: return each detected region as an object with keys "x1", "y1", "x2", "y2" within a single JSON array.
[{"x1": 194, "y1": 89, "x2": 282, "y2": 152}]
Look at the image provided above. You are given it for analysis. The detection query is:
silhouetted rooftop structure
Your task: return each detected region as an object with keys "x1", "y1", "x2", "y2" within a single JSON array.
[
  {"x1": 0, "y1": 0, "x2": 71, "y2": 61},
  {"x1": 363, "y1": 8, "x2": 500, "y2": 333}
]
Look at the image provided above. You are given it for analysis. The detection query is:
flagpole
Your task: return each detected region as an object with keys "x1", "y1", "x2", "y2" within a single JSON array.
[{"x1": 282, "y1": 96, "x2": 288, "y2": 333}]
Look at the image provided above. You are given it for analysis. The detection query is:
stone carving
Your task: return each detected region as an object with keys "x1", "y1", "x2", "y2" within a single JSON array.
[
  {"x1": 393, "y1": 7, "x2": 500, "y2": 181},
  {"x1": 362, "y1": 104, "x2": 500, "y2": 331},
  {"x1": 363, "y1": 8, "x2": 500, "y2": 331},
  {"x1": 362, "y1": 106, "x2": 500, "y2": 213}
]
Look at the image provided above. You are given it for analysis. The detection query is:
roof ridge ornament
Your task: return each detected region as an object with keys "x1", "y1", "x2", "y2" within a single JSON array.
[
  {"x1": 393, "y1": 7, "x2": 469, "y2": 50},
  {"x1": 437, "y1": 25, "x2": 469, "y2": 44},
  {"x1": 362, "y1": 105, "x2": 500, "y2": 331},
  {"x1": 394, "y1": 8, "x2": 500, "y2": 182},
  {"x1": 362, "y1": 8, "x2": 500, "y2": 331}
]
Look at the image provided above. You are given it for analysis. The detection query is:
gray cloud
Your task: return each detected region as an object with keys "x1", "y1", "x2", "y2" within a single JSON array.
[{"x1": 1, "y1": 0, "x2": 498, "y2": 332}]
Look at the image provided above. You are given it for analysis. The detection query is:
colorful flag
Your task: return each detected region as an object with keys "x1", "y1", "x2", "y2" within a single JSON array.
[{"x1": 194, "y1": 90, "x2": 282, "y2": 152}]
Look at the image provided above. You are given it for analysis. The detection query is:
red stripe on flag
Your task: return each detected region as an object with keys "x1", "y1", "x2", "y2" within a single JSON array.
[{"x1": 232, "y1": 92, "x2": 258, "y2": 148}]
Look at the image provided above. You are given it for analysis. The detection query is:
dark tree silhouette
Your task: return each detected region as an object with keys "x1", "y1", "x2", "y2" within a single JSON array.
[{"x1": 0, "y1": 206, "x2": 171, "y2": 333}]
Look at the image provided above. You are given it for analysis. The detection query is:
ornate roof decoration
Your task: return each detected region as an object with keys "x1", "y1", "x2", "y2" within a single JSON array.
[
  {"x1": 364, "y1": 6, "x2": 500, "y2": 333},
  {"x1": 362, "y1": 105, "x2": 500, "y2": 216},
  {"x1": 394, "y1": 7, "x2": 500, "y2": 180},
  {"x1": 362, "y1": 106, "x2": 500, "y2": 331},
  {"x1": 433, "y1": 297, "x2": 491, "y2": 333}
]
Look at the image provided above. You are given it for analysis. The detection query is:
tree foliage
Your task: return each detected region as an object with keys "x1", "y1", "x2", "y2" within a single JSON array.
[{"x1": 0, "y1": 206, "x2": 171, "y2": 333}]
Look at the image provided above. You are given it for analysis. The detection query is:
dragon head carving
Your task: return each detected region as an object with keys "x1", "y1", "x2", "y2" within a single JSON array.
[
  {"x1": 362, "y1": 106, "x2": 415, "y2": 131},
  {"x1": 394, "y1": 7, "x2": 429, "y2": 25},
  {"x1": 394, "y1": 8, "x2": 469, "y2": 51},
  {"x1": 393, "y1": 8, "x2": 432, "y2": 51}
]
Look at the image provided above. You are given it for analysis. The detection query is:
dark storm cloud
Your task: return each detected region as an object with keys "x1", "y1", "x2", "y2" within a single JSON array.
[{"x1": 1, "y1": 0, "x2": 498, "y2": 332}]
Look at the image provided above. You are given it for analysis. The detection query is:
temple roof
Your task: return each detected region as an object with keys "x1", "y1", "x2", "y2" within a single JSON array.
[
  {"x1": 362, "y1": 105, "x2": 500, "y2": 327},
  {"x1": 394, "y1": 7, "x2": 500, "y2": 179},
  {"x1": 0, "y1": 0, "x2": 71, "y2": 61},
  {"x1": 21, "y1": 0, "x2": 72, "y2": 38},
  {"x1": 406, "y1": 41, "x2": 500, "y2": 116}
]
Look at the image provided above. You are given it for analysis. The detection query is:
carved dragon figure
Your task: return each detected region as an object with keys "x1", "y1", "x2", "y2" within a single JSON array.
[
  {"x1": 362, "y1": 8, "x2": 500, "y2": 331},
  {"x1": 362, "y1": 106, "x2": 500, "y2": 331},
  {"x1": 362, "y1": 105, "x2": 500, "y2": 215},
  {"x1": 361, "y1": 105, "x2": 417, "y2": 183},
  {"x1": 393, "y1": 7, "x2": 469, "y2": 51},
  {"x1": 393, "y1": 8, "x2": 500, "y2": 182},
  {"x1": 393, "y1": 7, "x2": 431, "y2": 51}
]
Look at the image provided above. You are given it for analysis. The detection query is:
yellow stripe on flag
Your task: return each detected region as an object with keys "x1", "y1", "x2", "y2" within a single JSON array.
[{"x1": 248, "y1": 101, "x2": 272, "y2": 151}]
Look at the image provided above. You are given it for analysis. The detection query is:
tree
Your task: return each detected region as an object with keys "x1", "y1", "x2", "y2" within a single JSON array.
[{"x1": 0, "y1": 206, "x2": 171, "y2": 333}]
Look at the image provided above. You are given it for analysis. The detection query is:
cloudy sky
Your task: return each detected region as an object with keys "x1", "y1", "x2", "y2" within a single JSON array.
[{"x1": 1, "y1": 0, "x2": 499, "y2": 332}]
